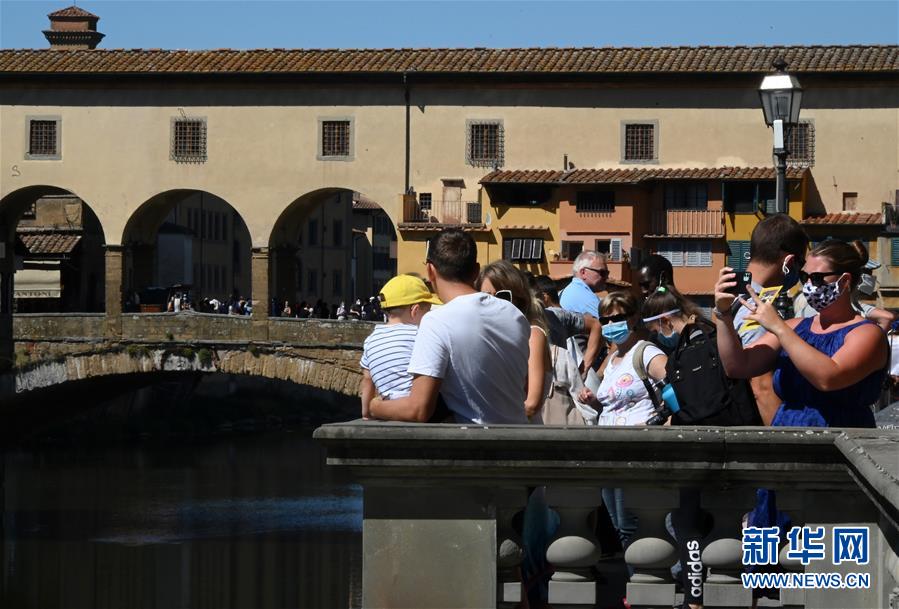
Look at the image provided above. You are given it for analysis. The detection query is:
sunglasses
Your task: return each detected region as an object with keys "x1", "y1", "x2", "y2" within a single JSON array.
[
  {"x1": 598, "y1": 313, "x2": 628, "y2": 325},
  {"x1": 798, "y1": 271, "x2": 841, "y2": 287},
  {"x1": 494, "y1": 289, "x2": 513, "y2": 302},
  {"x1": 586, "y1": 267, "x2": 610, "y2": 277}
]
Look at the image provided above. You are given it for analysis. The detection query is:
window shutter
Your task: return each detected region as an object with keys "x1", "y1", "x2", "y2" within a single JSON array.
[
  {"x1": 727, "y1": 240, "x2": 750, "y2": 271},
  {"x1": 891, "y1": 238, "x2": 899, "y2": 267},
  {"x1": 764, "y1": 196, "x2": 777, "y2": 215},
  {"x1": 511, "y1": 238, "x2": 523, "y2": 260},
  {"x1": 503, "y1": 238, "x2": 512, "y2": 260},
  {"x1": 700, "y1": 242, "x2": 712, "y2": 267},
  {"x1": 669, "y1": 241, "x2": 684, "y2": 267},
  {"x1": 685, "y1": 242, "x2": 700, "y2": 267},
  {"x1": 610, "y1": 239, "x2": 622, "y2": 262},
  {"x1": 532, "y1": 239, "x2": 544, "y2": 261}
]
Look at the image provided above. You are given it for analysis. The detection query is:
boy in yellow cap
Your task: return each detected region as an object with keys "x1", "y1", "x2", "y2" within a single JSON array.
[{"x1": 360, "y1": 274, "x2": 441, "y2": 419}]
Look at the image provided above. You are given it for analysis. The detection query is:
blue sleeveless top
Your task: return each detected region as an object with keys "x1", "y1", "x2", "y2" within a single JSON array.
[{"x1": 772, "y1": 317, "x2": 881, "y2": 428}]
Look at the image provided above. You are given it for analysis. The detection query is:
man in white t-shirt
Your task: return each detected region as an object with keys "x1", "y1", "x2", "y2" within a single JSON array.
[{"x1": 369, "y1": 229, "x2": 530, "y2": 424}]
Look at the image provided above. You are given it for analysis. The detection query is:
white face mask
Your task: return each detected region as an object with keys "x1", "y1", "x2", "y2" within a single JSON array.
[{"x1": 858, "y1": 274, "x2": 876, "y2": 296}]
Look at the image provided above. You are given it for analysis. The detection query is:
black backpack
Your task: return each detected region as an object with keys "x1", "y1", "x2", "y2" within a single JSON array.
[{"x1": 666, "y1": 320, "x2": 762, "y2": 426}]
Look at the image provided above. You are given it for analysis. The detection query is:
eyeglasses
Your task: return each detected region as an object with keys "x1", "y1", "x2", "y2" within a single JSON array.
[
  {"x1": 494, "y1": 289, "x2": 513, "y2": 302},
  {"x1": 598, "y1": 313, "x2": 628, "y2": 325},
  {"x1": 798, "y1": 271, "x2": 841, "y2": 287},
  {"x1": 585, "y1": 267, "x2": 610, "y2": 277}
]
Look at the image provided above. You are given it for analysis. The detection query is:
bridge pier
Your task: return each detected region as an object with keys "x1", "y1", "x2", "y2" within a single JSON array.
[
  {"x1": 251, "y1": 247, "x2": 270, "y2": 340},
  {"x1": 104, "y1": 245, "x2": 123, "y2": 338}
]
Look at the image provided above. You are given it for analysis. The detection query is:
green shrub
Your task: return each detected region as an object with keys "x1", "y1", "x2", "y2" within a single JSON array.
[{"x1": 198, "y1": 348, "x2": 213, "y2": 367}]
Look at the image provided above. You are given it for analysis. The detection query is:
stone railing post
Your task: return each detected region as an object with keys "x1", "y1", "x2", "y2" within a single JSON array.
[
  {"x1": 496, "y1": 487, "x2": 528, "y2": 608},
  {"x1": 104, "y1": 244, "x2": 123, "y2": 339},
  {"x1": 544, "y1": 486, "x2": 604, "y2": 607},
  {"x1": 250, "y1": 246, "x2": 269, "y2": 341},
  {"x1": 623, "y1": 487, "x2": 678, "y2": 609},
  {"x1": 701, "y1": 488, "x2": 754, "y2": 608}
]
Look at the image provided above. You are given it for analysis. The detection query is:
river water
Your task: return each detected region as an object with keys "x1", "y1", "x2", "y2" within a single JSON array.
[{"x1": 0, "y1": 428, "x2": 362, "y2": 609}]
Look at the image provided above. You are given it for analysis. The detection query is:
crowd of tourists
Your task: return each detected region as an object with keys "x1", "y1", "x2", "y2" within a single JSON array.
[
  {"x1": 277, "y1": 297, "x2": 386, "y2": 321},
  {"x1": 357, "y1": 215, "x2": 894, "y2": 609}
]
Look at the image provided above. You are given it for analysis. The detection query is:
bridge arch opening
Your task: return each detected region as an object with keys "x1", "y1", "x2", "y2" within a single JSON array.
[
  {"x1": 0, "y1": 185, "x2": 107, "y2": 314},
  {"x1": 122, "y1": 190, "x2": 253, "y2": 314},
  {"x1": 268, "y1": 188, "x2": 397, "y2": 318}
]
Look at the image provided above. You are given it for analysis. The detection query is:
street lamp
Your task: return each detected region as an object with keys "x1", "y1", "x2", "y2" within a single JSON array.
[{"x1": 758, "y1": 57, "x2": 803, "y2": 214}]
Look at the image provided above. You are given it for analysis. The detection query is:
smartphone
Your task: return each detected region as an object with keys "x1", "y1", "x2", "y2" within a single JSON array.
[{"x1": 726, "y1": 271, "x2": 752, "y2": 296}]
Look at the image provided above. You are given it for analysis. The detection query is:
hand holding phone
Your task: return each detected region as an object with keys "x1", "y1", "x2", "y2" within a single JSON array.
[{"x1": 726, "y1": 271, "x2": 752, "y2": 296}]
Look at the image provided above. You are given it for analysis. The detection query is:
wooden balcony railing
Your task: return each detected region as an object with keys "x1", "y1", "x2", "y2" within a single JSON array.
[
  {"x1": 650, "y1": 209, "x2": 724, "y2": 237},
  {"x1": 402, "y1": 200, "x2": 483, "y2": 225}
]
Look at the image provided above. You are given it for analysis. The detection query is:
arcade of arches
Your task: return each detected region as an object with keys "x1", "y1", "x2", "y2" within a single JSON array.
[{"x1": 0, "y1": 185, "x2": 397, "y2": 367}]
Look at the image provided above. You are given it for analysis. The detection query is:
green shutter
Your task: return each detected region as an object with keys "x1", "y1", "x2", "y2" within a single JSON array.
[
  {"x1": 891, "y1": 238, "x2": 899, "y2": 267},
  {"x1": 727, "y1": 240, "x2": 750, "y2": 271}
]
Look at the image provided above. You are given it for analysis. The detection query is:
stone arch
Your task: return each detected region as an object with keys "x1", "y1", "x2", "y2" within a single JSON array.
[
  {"x1": 268, "y1": 188, "x2": 397, "y2": 317},
  {"x1": 121, "y1": 189, "x2": 253, "y2": 313},
  {"x1": 0, "y1": 184, "x2": 107, "y2": 314}
]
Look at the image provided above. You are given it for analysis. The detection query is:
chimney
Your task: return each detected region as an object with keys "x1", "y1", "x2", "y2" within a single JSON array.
[{"x1": 43, "y1": 5, "x2": 104, "y2": 50}]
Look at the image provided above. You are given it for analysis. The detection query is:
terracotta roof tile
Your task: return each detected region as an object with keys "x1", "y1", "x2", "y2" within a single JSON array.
[
  {"x1": 18, "y1": 232, "x2": 81, "y2": 254},
  {"x1": 481, "y1": 166, "x2": 807, "y2": 185},
  {"x1": 801, "y1": 212, "x2": 883, "y2": 226},
  {"x1": 1, "y1": 46, "x2": 896, "y2": 75},
  {"x1": 352, "y1": 195, "x2": 382, "y2": 210},
  {"x1": 48, "y1": 6, "x2": 98, "y2": 19}
]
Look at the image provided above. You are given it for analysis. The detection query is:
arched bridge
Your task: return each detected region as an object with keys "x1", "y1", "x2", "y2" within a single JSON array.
[{"x1": 2, "y1": 313, "x2": 372, "y2": 402}]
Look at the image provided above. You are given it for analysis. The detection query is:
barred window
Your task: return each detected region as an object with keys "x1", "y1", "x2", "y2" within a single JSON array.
[
  {"x1": 787, "y1": 121, "x2": 815, "y2": 168},
  {"x1": 29, "y1": 120, "x2": 58, "y2": 156},
  {"x1": 419, "y1": 193, "x2": 432, "y2": 212},
  {"x1": 322, "y1": 120, "x2": 351, "y2": 157},
  {"x1": 622, "y1": 122, "x2": 658, "y2": 162},
  {"x1": 503, "y1": 237, "x2": 543, "y2": 262},
  {"x1": 171, "y1": 118, "x2": 207, "y2": 162},
  {"x1": 467, "y1": 120, "x2": 504, "y2": 168},
  {"x1": 664, "y1": 183, "x2": 708, "y2": 210},
  {"x1": 576, "y1": 191, "x2": 615, "y2": 213}
]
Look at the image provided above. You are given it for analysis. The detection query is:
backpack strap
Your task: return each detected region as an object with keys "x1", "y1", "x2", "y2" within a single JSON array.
[{"x1": 631, "y1": 340, "x2": 664, "y2": 412}]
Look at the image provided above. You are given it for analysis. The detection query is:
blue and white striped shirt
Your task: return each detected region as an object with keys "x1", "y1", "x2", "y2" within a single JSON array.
[{"x1": 360, "y1": 323, "x2": 418, "y2": 399}]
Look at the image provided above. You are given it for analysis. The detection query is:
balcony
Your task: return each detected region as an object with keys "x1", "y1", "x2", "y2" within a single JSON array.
[
  {"x1": 315, "y1": 422, "x2": 899, "y2": 609},
  {"x1": 400, "y1": 199, "x2": 485, "y2": 230},
  {"x1": 648, "y1": 209, "x2": 724, "y2": 237}
]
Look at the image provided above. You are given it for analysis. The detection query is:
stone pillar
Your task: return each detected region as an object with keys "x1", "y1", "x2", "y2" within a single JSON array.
[
  {"x1": 251, "y1": 247, "x2": 269, "y2": 340},
  {"x1": 363, "y1": 485, "x2": 497, "y2": 609},
  {"x1": 496, "y1": 487, "x2": 528, "y2": 608},
  {"x1": 545, "y1": 486, "x2": 604, "y2": 606},
  {"x1": 624, "y1": 487, "x2": 678, "y2": 609},
  {"x1": 104, "y1": 245, "x2": 123, "y2": 339},
  {"x1": 702, "y1": 488, "x2": 754, "y2": 608}
]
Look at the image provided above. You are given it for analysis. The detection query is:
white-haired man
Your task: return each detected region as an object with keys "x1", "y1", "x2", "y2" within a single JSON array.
[{"x1": 560, "y1": 250, "x2": 608, "y2": 319}]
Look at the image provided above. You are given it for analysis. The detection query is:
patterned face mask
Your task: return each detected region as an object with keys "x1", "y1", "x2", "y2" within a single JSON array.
[{"x1": 802, "y1": 277, "x2": 843, "y2": 312}]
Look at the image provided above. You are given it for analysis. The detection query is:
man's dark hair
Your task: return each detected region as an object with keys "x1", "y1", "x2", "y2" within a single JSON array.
[
  {"x1": 749, "y1": 213, "x2": 809, "y2": 264},
  {"x1": 640, "y1": 254, "x2": 674, "y2": 287},
  {"x1": 427, "y1": 229, "x2": 478, "y2": 283},
  {"x1": 533, "y1": 275, "x2": 561, "y2": 304}
]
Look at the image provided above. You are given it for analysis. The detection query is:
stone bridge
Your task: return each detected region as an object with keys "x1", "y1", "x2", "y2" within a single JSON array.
[{"x1": 1, "y1": 313, "x2": 372, "y2": 403}]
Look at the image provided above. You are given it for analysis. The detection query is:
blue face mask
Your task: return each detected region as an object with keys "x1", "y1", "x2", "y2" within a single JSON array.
[
  {"x1": 656, "y1": 329, "x2": 680, "y2": 349},
  {"x1": 602, "y1": 320, "x2": 631, "y2": 345}
]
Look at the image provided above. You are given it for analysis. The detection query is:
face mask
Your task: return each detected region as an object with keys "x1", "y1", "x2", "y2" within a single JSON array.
[
  {"x1": 656, "y1": 328, "x2": 680, "y2": 349},
  {"x1": 858, "y1": 274, "x2": 876, "y2": 296},
  {"x1": 802, "y1": 277, "x2": 843, "y2": 312},
  {"x1": 602, "y1": 320, "x2": 631, "y2": 345}
]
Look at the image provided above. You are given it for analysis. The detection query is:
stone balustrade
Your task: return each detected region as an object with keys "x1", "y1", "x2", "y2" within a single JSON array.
[{"x1": 314, "y1": 423, "x2": 899, "y2": 609}]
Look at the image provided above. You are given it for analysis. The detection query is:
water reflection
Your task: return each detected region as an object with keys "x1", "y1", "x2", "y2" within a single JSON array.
[{"x1": 1, "y1": 431, "x2": 362, "y2": 609}]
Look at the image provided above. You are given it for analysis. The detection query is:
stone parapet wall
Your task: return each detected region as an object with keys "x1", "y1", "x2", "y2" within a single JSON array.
[{"x1": 14, "y1": 313, "x2": 106, "y2": 342}]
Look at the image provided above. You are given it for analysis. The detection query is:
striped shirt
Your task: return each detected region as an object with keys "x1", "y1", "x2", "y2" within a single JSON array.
[{"x1": 360, "y1": 323, "x2": 418, "y2": 399}]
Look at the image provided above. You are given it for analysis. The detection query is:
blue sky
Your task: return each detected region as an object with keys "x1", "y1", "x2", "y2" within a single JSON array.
[{"x1": 1, "y1": 0, "x2": 897, "y2": 50}]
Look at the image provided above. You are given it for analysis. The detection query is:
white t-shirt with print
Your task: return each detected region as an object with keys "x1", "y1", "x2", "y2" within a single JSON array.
[
  {"x1": 407, "y1": 292, "x2": 530, "y2": 425},
  {"x1": 597, "y1": 342, "x2": 665, "y2": 426}
]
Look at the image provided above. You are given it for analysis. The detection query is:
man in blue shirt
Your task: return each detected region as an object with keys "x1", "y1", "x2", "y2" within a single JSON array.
[{"x1": 560, "y1": 250, "x2": 608, "y2": 319}]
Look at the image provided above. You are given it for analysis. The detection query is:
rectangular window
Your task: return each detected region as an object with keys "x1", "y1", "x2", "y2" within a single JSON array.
[
  {"x1": 308, "y1": 219, "x2": 318, "y2": 246},
  {"x1": 658, "y1": 241, "x2": 712, "y2": 267},
  {"x1": 467, "y1": 120, "x2": 504, "y2": 168},
  {"x1": 28, "y1": 119, "x2": 59, "y2": 158},
  {"x1": 419, "y1": 193, "x2": 432, "y2": 212},
  {"x1": 727, "y1": 240, "x2": 751, "y2": 272},
  {"x1": 171, "y1": 118, "x2": 207, "y2": 162},
  {"x1": 576, "y1": 191, "x2": 615, "y2": 213},
  {"x1": 333, "y1": 220, "x2": 343, "y2": 247},
  {"x1": 332, "y1": 270, "x2": 342, "y2": 296},
  {"x1": 622, "y1": 121, "x2": 658, "y2": 163},
  {"x1": 787, "y1": 120, "x2": 815, "y2": 168},
  {"x1": 724, "y1": 182, "x2": 761, "y2": 214},
  {"x1": 664, "y1": 183, "x2": 708, "y2": 210},
  {"x1": 843, "y1": 192, "x2": 858, "y2": 212},
  {"x1": 503, "y1": 237, "x2": 544, "y2": 262},
  {"x1": 321, "y1": 120, "x2": 351, "y2": 157},
  {"x1": 561, "y1": 240, "x2": 583, "y2": 261}
]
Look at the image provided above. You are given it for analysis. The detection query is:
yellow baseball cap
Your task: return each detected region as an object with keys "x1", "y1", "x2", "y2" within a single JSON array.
[{"x1": 378, "y1": 275, "x2": 442, "y2": 309}]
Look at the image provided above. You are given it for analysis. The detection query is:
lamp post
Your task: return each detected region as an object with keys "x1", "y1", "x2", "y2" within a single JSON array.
[{"x1": 758, "y1": 58, "x2": 803, "y2": 214}]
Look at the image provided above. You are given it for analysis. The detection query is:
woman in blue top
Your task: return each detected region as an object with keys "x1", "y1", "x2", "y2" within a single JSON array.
[{"x1": 714, "y1": 239, "x2": 887, "y2": 428}]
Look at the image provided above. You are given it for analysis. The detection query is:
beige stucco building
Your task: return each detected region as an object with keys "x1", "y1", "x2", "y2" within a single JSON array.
[{"x1": 0, "y1": 6, "x2": 897, "y2": 363}]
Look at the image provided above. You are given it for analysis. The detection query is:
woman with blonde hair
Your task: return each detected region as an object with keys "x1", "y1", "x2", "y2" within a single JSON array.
[{"x1": 477, "y1": 260, "x2": 551, "y2": 422}]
